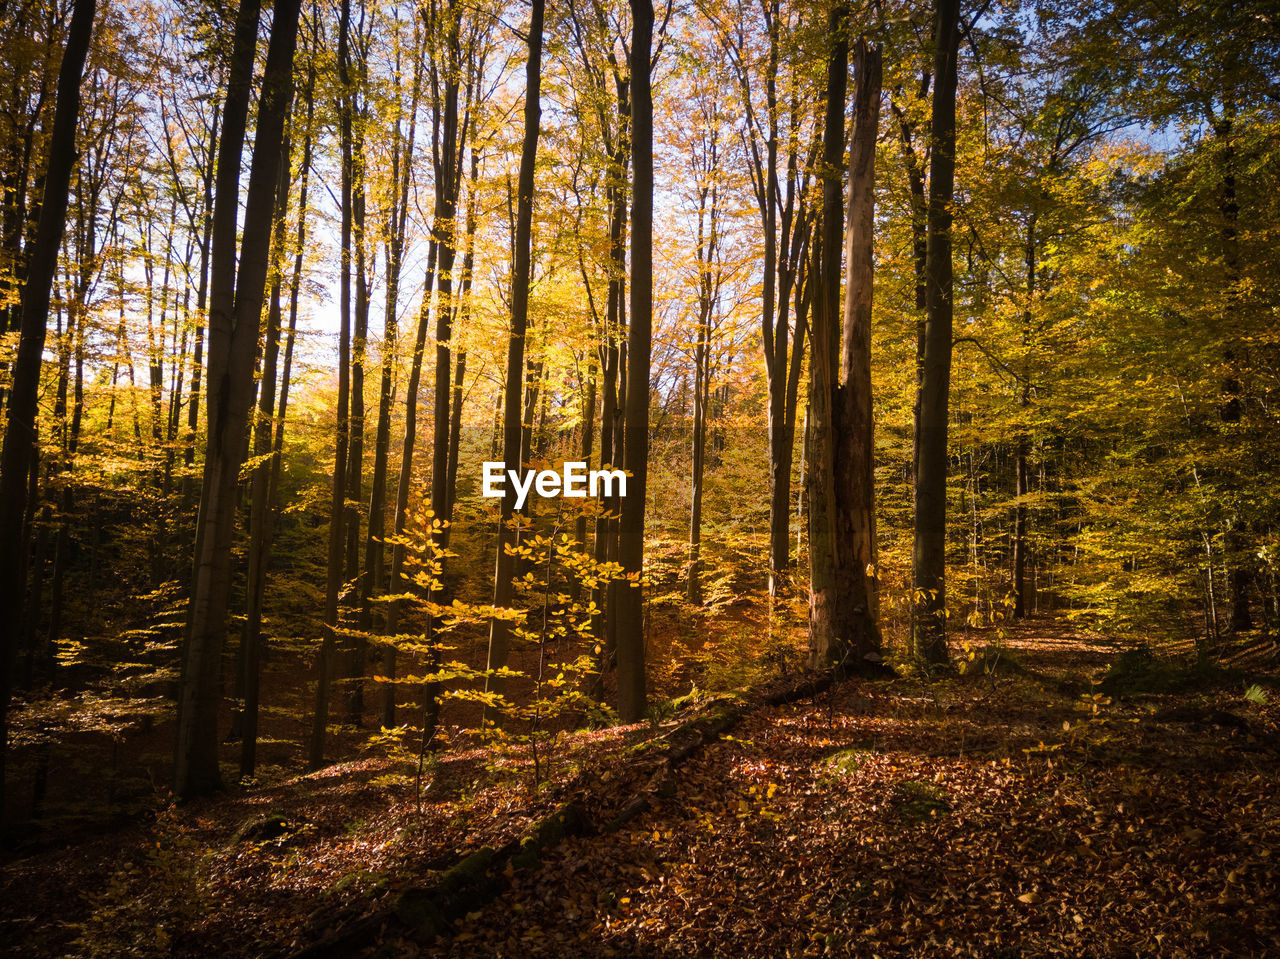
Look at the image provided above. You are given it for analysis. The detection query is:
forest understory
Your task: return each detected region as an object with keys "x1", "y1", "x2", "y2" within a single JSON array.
[{"x1": 3, "y1": 615, "x2": 1278, "y2": 959}]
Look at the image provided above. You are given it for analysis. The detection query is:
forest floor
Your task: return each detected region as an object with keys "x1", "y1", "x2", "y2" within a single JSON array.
[{"x1": 3, "y1": 617, "x2": 1280, "y2": 958}]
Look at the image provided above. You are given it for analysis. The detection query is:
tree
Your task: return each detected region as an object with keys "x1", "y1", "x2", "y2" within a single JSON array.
[
  {"x1": 365, "y1": 5, "x2": 424, "y2": 729},
  {"x1": 912, "y1": 0, "x2": 960, "y2": 665},
  {"x1": 711, "y1": 0, "x2": 819, "y2": 597},
  {"x1": 240, "y1": 38, "x2": 316, "y2": 778},
  {"x1": 0, "y1": 0, "x2": 96, "y2": 816},
  {"x1": 686, "y1": 88, "x2": 725, "y2": 606},
  {"x1": 176, "y1": 0, "x2": 303, "y2": 798},
  {"x1": 808, "y1": 17, "x2": 882, "y2": 672},
  {"x1": 563, "y1": 0, "x2": 631, "y2": 673},
  {"x1": 615, "y1": 0, "x2": 654, "y2": 722},
  {"x1": 311, "y1": 0, "x2": 358, "y2": 768},
  {"x1": 485, "y1": 0, "x2": 546, "y2": 713}
]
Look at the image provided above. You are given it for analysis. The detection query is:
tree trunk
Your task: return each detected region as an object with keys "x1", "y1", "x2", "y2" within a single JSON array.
[
  {"x1": 1012, "y1": 217, "x2": 1034, "y2": 618},
  {"x1": 310, "y1": 0, "x2": 354, "y2": 768},
  {"x1": 241, "y1": 58, "x2": 314, "y2": 778},
  {"x1": 1216, "y1": 109, "x2": 1253, "y2": 633},
  {"x1": 577, "y1": 358, "x2": 597, "y2": 560},
  {"x1": 178, "y1": 0, "x2": 303, "y2": 798},
  {"x1": 615, "y1": 0, "x2": 653, "y2": 723},
  {"x1": 444, "y1": 143, "x2": 482, "y2": 551},
  {"x1": 891, "y1": 74, "x2": 931, "y2": 622},
  {"x1": 833, "y1": 38, "x2": 883, "y2": 653},
  {"x1": 911, "y1": 0, "x2": 960, "y2": 666},
  {"x1": 688, "y1": 157, "x2": 720, "y2": 605},
  {"x1": 342, "y1": 96, "x2": 370, "y2": 727},
  {"x1": 421, "y1": 1, "x2": 466, "y2": 746},
  {"x1": 232, "y1": 124, "x2": 293, "y2": 745},
  {"x1": 809, "y1": 17, "x2": 883, "y2": 672},
  {"x1": 0, "y1": 0, "x2": 94, "y2": 815},
  {"x1": 592, "y1": 85, "x2": 629, "y2": 662},
  {"x1": 485, "y1": 0, "x2": 544, "y2": 715},
  {"x1": 368, "y1": 34, "x2": 423, "y2": 729}
]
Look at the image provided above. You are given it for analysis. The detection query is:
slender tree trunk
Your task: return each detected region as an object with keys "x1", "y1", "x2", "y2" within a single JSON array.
[
  {"x1": 577, "y1": 358, "x2": 597, "y2": 559},
  {"x1": 241, "y1": 60, "x2": 314, "y2": 778},
  {"x1": 231, "y1": 128, "x2": 292, "y2": 743},
  {"x1": 891, "y1": 76, "x2": 930, "y2": 546},
  {"x1": 183, "y1": 110, "x2": 219, "y2": 508},
  {"x1": 1010, "y1": 215, "x2": 1035, "y2": 619},
  {"x1": 177, "y1": 0, "x2": 302, "y2": 798},
  {"x1": 1216, "y1": 108, "x2": 1253, "y2": 632},
  {"x1": 485, "y1": 0, "x2": 544, "y2": 714},
  {"x1": 757, "y1": 0, "x2": 784, "y2": 598},
  {"x1": 422, "y1": 4, "x2": 466, "y2": 745},
  {"x1": 311, "y1": 0, "x2": 355, "y2": 768},
  {"x1": 368, "y1": 31, "x2": 423, "y2": 730},
  {"x1": 384, "y1": 232, "x2": 439, "y2": 712},
  {"x1": 0, "y1": 0, "x2": 95, "y2": 817},
  {"x1": 688, "y1": 336, "x2": 706, "y2": 606},
  {"x1": 911, "y1": 0, "x2": 960, "y2": 666},
  {"x1": 688, "y1": 167, "x2": 720, "y2": 605},
  {"x1": 592, "y1": 336, "x2": 618, "y2": 650},
  {"x1": 442, "y1": 169, "x2": 480, "y2": 558},
  {"x1": 445, "y1": 351, "x2": 466, "y2": 527},
  {"x1": 615, "y1": 0, "x2": 653, "y2": 723},
  {"x1": 592, "y1": 99, "x2": 628, "y2": 659},
  {"x1": 343, "y1": 96, "x2": 370, "y2": 728}
]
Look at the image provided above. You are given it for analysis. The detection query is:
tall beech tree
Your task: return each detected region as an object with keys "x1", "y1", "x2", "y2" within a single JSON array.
[
  {"x1": 565, "y1": 0, "x2": 631, "y2": 667},
  {"x1": 714, "y1": 0, "x2": 817, "y2": 597},
  {"x1": 177, "y1": 0, "x2": 303, "y2": 798},
  {"x1": 615, "y1": 0, "x2": 653, "y2": 723},
  {"x1": 912, "y1": 0, "x2": 960, "y2": 665},
  {"x1": 340, "y1": 10, "x2": 373, "y2": 727},
  {"x1": 422, "y1": 0, "x2": 474, "y2": 743},
  {"x1": 310, "y1": 0, "x2": 356, "y2": 768},
  {"x1": 809, "y1": 22, "x2": 883, "y2": 671},
  {"x1": 240, "y1": 42, "x2": 316, "y2": 778},
  {"x1": 0, "y1": 0, "x2": 96, "y2": 815},
  {"x1": 379, "y1": 0, "x2": 478, "y2": 738},
  {"x1": 366, "y1": 10, "x2": 424, "y2": 729},
  {"x1": 485, "y1": 0, "x2": 545, "y2": 712},
  {"x1": 687, "y1": 95, "x2": 724, "y2": 607}
]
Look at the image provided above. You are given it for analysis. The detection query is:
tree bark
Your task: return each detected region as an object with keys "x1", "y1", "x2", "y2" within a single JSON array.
[
  {"x1": 342, "y1": 79, "x2": 371, "y2": 727},
  {"x1": 1012, "y1": 218, "x2": 1034, "y2": 618},
  {"x1": 241, "y1": 57, "x2": 314, "y2": 778},
  {"x1": 592, "y1": 74, "x2": 629, "y2": 663},
  {"x1": 808, "y1": 13, "x2": 883, "y2": 671},
  {"x1": 485, "y1": 0, "x2": 544, "y2": 717},
  {"x1": 615, "y1": 0, "x2": 653, "y2": 723},
  {"x1": 688, "y1": 138, "x2": 721, "y2": 605},
  {"x1": 911, "y1": 0, "x2": 960, "y2": 666},
  {"x1": 810, "y1": 31, "x2": 883, "y2": 671},
  {"x1": 311, "y1": 0, "x2": 355, "y2": 768},
  {"x1": 0, "y1": 0, "x2": 93, "y2": 815},
  {"x1": 178, "y1": 0, "x2": 303, "y2": 798},
  {"x1": 834, "y1": 38, "x2": 883, "y2": 649},
  {"x1": 369, "y1": 33, "x2": 424, "y2": 728}
]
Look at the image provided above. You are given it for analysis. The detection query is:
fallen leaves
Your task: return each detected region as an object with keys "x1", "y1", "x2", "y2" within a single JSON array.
[{"x1": 5, "y1": 624, "x2": 1279, "y2": 958}]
